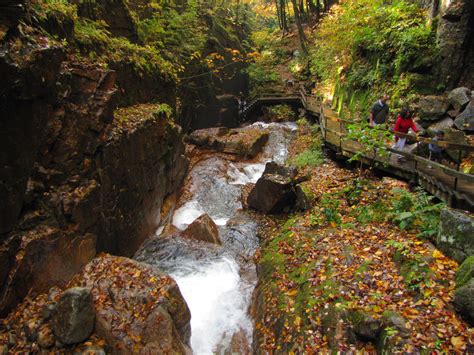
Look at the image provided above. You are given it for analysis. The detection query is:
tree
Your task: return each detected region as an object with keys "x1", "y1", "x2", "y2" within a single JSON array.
[{"x1": 290, "y1": 0, "x2": 308, "y2": 54}]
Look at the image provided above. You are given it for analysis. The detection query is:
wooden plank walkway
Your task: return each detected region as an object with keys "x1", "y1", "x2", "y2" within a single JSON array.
[
  {"x1": 239, "y1": 91, "x2": 474, "y2": 210},
  {"x1": 319, "y1": 105, "x2": 474, "y2": 210}
]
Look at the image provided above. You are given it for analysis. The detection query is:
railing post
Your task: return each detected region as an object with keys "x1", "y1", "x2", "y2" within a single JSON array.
[
  {"x1": 414, "y1": 135, "x2": 419, "y2": 171},
  {"x1": 454, "y1": 148, "x2": 462, "y2": 191}
]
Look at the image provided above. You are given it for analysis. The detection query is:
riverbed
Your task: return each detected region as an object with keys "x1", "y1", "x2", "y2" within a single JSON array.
[{"x1": 135, "y1": 121, "x2": 297, "y2": 353}]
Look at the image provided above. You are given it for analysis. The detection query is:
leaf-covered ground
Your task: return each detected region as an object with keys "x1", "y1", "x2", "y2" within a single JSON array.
[{"x1": 253, "y1": 122, "x2": 474, "y2": 353}]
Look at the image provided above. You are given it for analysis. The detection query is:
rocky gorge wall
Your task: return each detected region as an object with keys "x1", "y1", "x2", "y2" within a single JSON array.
[
  {"x1": 437, "y1": 0, "x2": 474, "y2": 89},
  {"x1": 0, "y1": 7, "x2": 188, "y2": 316}
]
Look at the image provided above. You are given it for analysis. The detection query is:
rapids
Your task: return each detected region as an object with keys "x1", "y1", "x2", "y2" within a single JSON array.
[{"x1": 135, "y1": 121, "x2": 297, "y2": 353}]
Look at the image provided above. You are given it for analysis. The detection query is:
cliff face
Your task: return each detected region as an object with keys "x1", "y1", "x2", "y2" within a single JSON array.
[
  {"x1": 437, "y1": 0, "x2": 474, "y2": 89},
  {"x1": 0, "y1": 2, "x2": 188, "y2": 316}
]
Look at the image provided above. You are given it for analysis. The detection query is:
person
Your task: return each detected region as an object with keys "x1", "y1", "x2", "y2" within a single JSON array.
[
  {"x1": 428, "y1": 131, "x2": 446, "y2": 166},
  {"x1": 392, "y1": 108, "x2": 418, "y2": 162},
  {"x1": 369, "y1": 94, "x2": 390, "y2": 127}
]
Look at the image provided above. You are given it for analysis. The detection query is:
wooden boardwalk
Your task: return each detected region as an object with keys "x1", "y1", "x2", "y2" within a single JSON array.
[
  {"x1": 319, "y1": 106, "x2": 474, "y2": 210},
  {"x1": 241, "y1": 91, "x2": 474, "y2": 210}
]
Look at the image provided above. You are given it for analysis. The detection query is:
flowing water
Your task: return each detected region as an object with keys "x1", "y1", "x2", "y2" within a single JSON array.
[{"x1": 135, "y1": 121, "x2": 297, "y2": 354}]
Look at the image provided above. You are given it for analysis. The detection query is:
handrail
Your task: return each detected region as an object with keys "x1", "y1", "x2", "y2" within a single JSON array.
[
  {"x1": 319, "y1": 103, "x2": 474, "y2": 189},
  {"x1": 321, "y1": 111, "x2": 474, "y2": 152}
]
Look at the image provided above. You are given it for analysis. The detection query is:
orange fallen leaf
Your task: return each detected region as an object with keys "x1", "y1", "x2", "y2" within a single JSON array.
[{"x1": 450, "y1": 336, "x2": 465, "y2": 349}]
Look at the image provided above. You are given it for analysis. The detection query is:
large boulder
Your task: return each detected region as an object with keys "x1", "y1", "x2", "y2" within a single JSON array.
[
  {"x1": 186, "y1": 127, "x2": 229, "y2": 146},
  {"x1": 448, "y1": 87, "x2": 471, "y2": 110},
  {"x1": 436, "y1": 208, "x2": 474, "y2": 262},
  {"x1": 426, "y1": 117, "x2": 454, "y2": 135},
  {"x1": 444, "y1": 128, "x2": 468, "y2": 162},
  {"x1": 453, "y1": 278, "x2": 474, "y2": 325},
  {"x1": 454, "y1": 100, "x2": 474, "y2": 131},
  {"x1": 413, "y1": 95, "x2": 450, "y2": 121},
  {"x1": 182, "y1": 213, "x2": 222, "y2": 245},
  {"x1": 247, "y1": 162, "x2": 298, "y2": 214},
  {"x1": 69, "y1": 254, "x2": 191, "y2": 353},
  {"x1": 0, "y1": 229, "x2": 96, "y2": 318},
  {"x1": 186, "y1": 127, "x2": 269, "y2": 159},
  {"x1": 51, "y1": 287, "x2": 95, "y2": 345}
]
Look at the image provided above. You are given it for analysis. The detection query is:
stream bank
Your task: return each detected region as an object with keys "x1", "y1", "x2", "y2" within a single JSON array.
[{"x1": 252, "y1": 121, "x2": 474, "y2": 353}]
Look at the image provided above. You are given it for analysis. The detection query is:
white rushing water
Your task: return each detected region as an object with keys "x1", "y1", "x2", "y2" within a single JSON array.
[
  {"x1": 170, "y1": 257, "x2": 253, "y2": 354},
  {"x1": 147, "y1": 122, "x2": 297, "y2": 354}
]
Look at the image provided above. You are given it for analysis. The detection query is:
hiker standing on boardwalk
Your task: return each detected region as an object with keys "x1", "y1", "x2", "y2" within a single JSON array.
[
  {"x1": 369, "y1": 94, "x2": 390, "y2": 127},
  {"x1": 392, "y1": 107, "x2": 418, "y2": 162}
]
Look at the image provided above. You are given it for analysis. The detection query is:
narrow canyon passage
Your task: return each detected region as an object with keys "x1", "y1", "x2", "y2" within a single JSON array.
[{"x1": 134, "y1": 122, "x2": 298, "y2": 353}]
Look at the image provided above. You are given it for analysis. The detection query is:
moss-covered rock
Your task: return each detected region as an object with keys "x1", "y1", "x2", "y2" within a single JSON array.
[
  {"x1": 437, "y1": 207, "x2": 474, "y2": 262},
  {"x1": 456, "y1": 256, "x2": 474, "y2": 289},
  {"x1": 347, "y1": 310, "x2": 382, "y2": 341},
  {"x1": 377, "y1": 311, "x2": 410, "y2": 354},
  {"x1": 453, "y1": 278, "x2": 474, "y2": 326}
]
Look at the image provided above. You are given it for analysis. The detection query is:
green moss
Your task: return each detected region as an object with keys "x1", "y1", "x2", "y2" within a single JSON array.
[
  {"x1": 32, "y1": 0, "x2": 78, "y2": 22},
  {"x1": 310, "y1": 0, "x2": 438, "y2": 118},
  {"x1": 74, "y1": 19, "x2": 176, "y2": 79},
  {"x1": 456, "y1": 256, "x2": 474, "y2": 289}
]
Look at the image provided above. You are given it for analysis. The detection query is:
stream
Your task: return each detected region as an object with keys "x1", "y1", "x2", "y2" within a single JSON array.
[{"x1": 134, "y1": 121, "x2": 297, "y2": 354}]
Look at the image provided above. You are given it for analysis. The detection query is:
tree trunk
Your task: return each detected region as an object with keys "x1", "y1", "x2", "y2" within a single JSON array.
[
  {"x1": 281, "y1": 0, "x2": 290, "y2": 33},
  {"x1": 275, "y1": 0, "x2": 283, "y2": 29},
  {"x1": 290, "y1": 0, "x2": 308, "y2": 54},
  {"x1": 429, "y1": 0, "x2": 439, "y2": 26},
  {"x1": 307, "y1": 0, "x2": 317, "y2": 14}
]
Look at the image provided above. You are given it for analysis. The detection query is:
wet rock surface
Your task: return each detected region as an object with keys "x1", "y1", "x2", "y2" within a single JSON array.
[
  {"x1": 182, "y1": 213, "x2": 222, "y2": 245},
  {"x1": 0, "y1": 62, "x2": 187, "y2": 314},
  {"x1": 0, "y1": 229, "x2": 96, "y2": 318},
  {"x1": 187, "y1": 126, "x2": 269, "y2": 158},
  {"x1": 247, "y1": 162, "x2": 306, "y2": 214}
]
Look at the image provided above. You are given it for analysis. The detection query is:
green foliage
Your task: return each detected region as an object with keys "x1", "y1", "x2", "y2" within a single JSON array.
[
  {"x1": 137, "y1": 1, "x2": 206, "y2": 65},
  {"x1": 266, "y1": 104, "x2": 296, "y2": 121},
  {"x1": 310, "y1": 0, "x2": 437, "y2": 116},
  {"x1": 290, "y1": 129, "x2": 324, "y2": 168},
  {"x1": 247, "y1": 61, "x2": 280, "y2": 94},
  {"x1": 292, "y1": 149, "x2": 324, "y2": 168},
  {"x1": 31, "y1": 0, "x2": 77, "y2": 22},
  {"x1": 356, "y1": 202, "x2": 386, "y2": 224},
  {"x1": 154, "y1": 103, "x2": 174, "y2": 119},
  {"x1": 74, "y1": 19, "x2": 176, "y2": 78},
  {"x1": 310, "y1": 194, "x2": 342, "y2": 226},
  {"x1": 389, "y1": 187, "x2": 444, "y2": 238},
  {"x1": 345, "y1": 120, "x2": 393, "y2": 164}
]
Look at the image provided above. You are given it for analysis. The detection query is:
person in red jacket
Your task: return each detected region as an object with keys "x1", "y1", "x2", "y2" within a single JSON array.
[{"x1": 392, "y1": 108, "x2": 418, "y2": 162}]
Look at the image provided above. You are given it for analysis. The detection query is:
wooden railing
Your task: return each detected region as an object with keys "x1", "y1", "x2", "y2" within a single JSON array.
[{"x1": 319, "y1": 104, "x2": 474, "y2": 208}]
